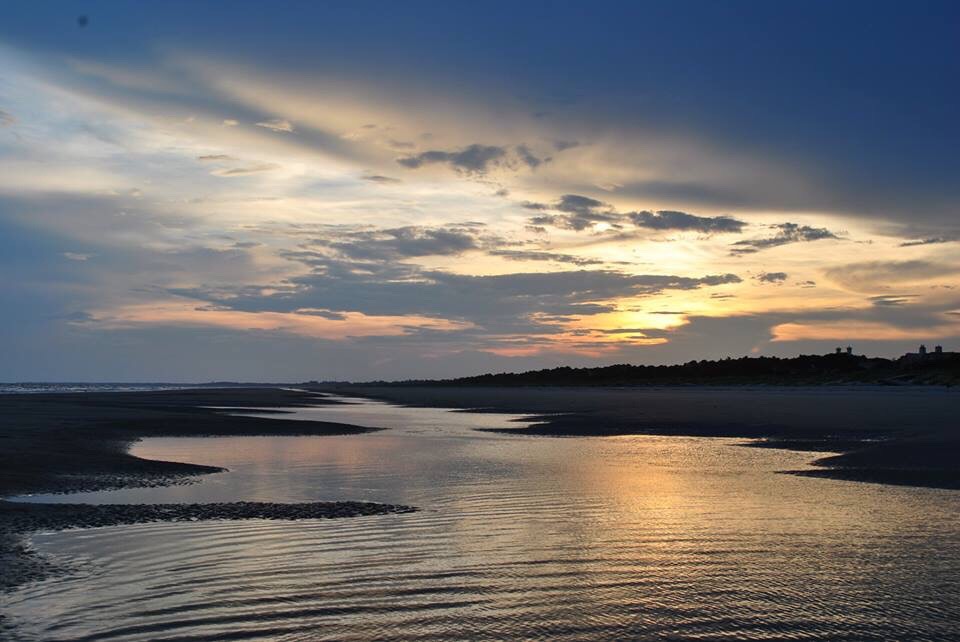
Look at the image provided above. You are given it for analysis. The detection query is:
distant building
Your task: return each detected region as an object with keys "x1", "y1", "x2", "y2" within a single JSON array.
[
  {"x1": 846, "y1": 346, "x2": 853, "y2": 355},
  {"x1": 899, "y1": 344, "x2": 956, "y2": 364}
]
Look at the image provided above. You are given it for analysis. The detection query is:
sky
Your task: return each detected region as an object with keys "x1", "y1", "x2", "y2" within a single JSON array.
[{"x1": 1, "y1": 1, "x2": 959, "y2": 382}]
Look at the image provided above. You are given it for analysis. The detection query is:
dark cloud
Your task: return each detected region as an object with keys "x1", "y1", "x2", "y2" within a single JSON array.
[
  {"x1": 315, "y1": 226, "x2": 481, "y2": 261},
  {"x1": 599, "y1": 327, "x2": 653, "y2": 334},
  {"x1": 899, "y1": 235, "x2": 959, "y2": 247},
  {"x1": 628, "y1": 210, "x2": 746, "y2": 233},
  {"x1": 557, "y1": 194, "x2": 606, "y2": 214},
  {"x1": 755, "y1": 271, "x2": 788, "y2": 283},
  {"x1": 197, "y1": 154, "x2": 233, "y2": 161},
  {"x1": 210, "y1": 163, "x2": 280, "y2": 176},
  {"x1": 869, "y1": 294, "x2": 918, "y2": 307},
  {"x1": 488, "y1": 249, "x2": 604, "y2": 265},
  {"x1": 515, "y1": 145, "x2": 544, "y2": 169},
  {"x1": 297, "y1": 308, "x2": 348, "y2": 320},
  {"x1": 397, "y1": 144, "x2": 549, "y2": 174},
  {"x1": 397, "y1": 144, "x2": 508, "y2": 174},
  {"x1": 0, "y1": 110, "x2": 16, "y2": 127},
  {"x1": 173, "y1": 252, "x2": 742, "y2": 340},
  {"x1": 553, "y1": 140, "x2": 580, "y2": 151},
  {"x1": 521, "y1": 201, "x2": 550, "y2": 211},
  {"x1": 361, "y1": 174, "x2": 402, "y2": 184},
  {"x1": 386, "y1": 139, "x2": 415, "y2": 150},
  {"x1": 524, "y1": 194, "x2": 621, "y2": 231},
  {"x1": 731, "y1": 223, "x2": 839, "y2": 255},
  {"x1": 525, "y1": 195, "x2": 745, "y2": 235}
]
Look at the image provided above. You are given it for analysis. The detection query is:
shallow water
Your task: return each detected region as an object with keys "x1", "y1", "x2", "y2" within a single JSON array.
[{"x1": 4, "y1": 395, "x2": 960, "y2": 641}]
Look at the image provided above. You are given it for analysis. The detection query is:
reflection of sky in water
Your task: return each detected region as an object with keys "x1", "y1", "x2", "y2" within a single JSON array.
[{"x1": 6, "y1": 395, "x2": 960, "y2": 641}]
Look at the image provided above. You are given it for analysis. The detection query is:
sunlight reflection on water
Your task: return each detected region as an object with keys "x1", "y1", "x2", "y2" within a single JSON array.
[{"x1": 4, "y1": 395, "x2": 960, "y2": 641}]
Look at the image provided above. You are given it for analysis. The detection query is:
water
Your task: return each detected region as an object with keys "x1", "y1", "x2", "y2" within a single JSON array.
[
  {"x1": 0, "y1": 383, "x2": 204, "y2": 395},
  {"x1": 3, "y1": 395, "x2": 959, "y2": 640}
]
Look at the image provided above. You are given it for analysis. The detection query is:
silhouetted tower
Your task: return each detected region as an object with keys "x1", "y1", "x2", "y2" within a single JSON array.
[
  {"x1": 835, "y1": 347, "x2": 842, "y2": 354},
  {"x1": 919, "y1": 344, "x2": 927, "y2": 356},
  {"x1": 846, "y1": 346, "x2": 853, "y2": 355},
  {"x1": 935, "y1": 345, "x2": 943, "y2": 354}
]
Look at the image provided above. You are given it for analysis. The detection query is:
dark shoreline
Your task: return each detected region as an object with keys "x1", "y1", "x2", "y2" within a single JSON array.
[
  {"x1": 0, "y1": 387, "x2": 416, "y2": 593},
  {"x1": 317, "y1": 384, "x2": 960, "y2": 491}
]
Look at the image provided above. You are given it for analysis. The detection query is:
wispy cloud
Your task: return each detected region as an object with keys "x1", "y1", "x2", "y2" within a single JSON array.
[
  {"x1": 361, "y1": 174, "x2": 402, "y2": 184},
  {"x1": 63, "y1": 252, "x2": 94, "y2": 261},
  {"x1": 210, "y1": 163, "x2": 280, "y2": 177},
  {"x1": 899, "y1": 235, "x2": 959, "y2": 247},
  {"x1": 488, "y1": 249, "x2": 604, "y2": 265},
  {"x1": 255, "y1": 118, "x2": 294, "y2": 133}
]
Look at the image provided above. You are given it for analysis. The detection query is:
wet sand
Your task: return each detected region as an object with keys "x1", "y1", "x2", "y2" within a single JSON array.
[
  {"x1": 322, "y1": 385, "x2": 960, "y2": 490},
  {"x1": 0, "y1": 388, "x2": 415, "y2": 591}
]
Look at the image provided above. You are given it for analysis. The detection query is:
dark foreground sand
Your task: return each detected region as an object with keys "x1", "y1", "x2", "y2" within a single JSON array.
[
  {"x1": 0, "y1": 388, "x2": 415, "y2": 592},
  {"x1": 323, "y1": 385, "x2": 960, "y2": 490}
]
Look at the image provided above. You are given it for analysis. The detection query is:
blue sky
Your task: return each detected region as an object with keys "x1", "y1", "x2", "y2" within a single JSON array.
[{"x1": 1, "y1": 1, "x2": 959, "y2": 381}]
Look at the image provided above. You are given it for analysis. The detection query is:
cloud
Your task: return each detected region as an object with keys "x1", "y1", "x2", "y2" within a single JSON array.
[
  {"x1": 869, "y1": 294, "x2": 918, "y2": 307},
  {"x1": 255, "y1": 118, "x2": 294, "y2": 133},
  {"x1": 899, "y1": 235, "x2": 959, "y2": 247},
  {"x1": 731, "y1": 223, "x2": 839, "y2": 255},
  {"x1": 397, "y1": 144, "x2": 509, "y2": 174},
  {"x1": 361, "y1": 174, "x2": 402, "y2": 184},
  {"x1": 63, "y1": 252, "x2": 93, "y2": 261},
  {"x1": 755, "y1": 271, "x2": 788, "y2": 283},
  {"x1": 210, "y1": 163, "x2": 281, "y2": 177},
  {"x1": 222, "y1": 119, "x2": 239, "y2": 126},
  {"x1": 515, "y1": 144, "x2": 544, "y2": 169},
  {"x1": 525, "y1": 194, "x2": 621, "y2": 231},
  {"x1": 0, "y1": 110, "x2": 15, "y2": 127},
  {"x1": 553, "y1": 140, "x2": 580, "y2": 151},
  {"x1": 197, "y1": 154, "x2": 234, "y2": 161},
  {"x1": 488, "y1": 249, "x2": 604, "y2": 265},
  {"x1": 526, "y1": 196, "x2": 743, "y2": 234},
  {"x1": 172, "y1": 254, "x2": 742, "y2": 344},
  {"x1": 628, "y1": 210, "x2": 746, "y2": 233},
  {"x1": 825, "y1": 260, "x2": 954, "y2": 292},
  {"x1": 311, "y1": 225, "x2": 482, "y2": 261}
]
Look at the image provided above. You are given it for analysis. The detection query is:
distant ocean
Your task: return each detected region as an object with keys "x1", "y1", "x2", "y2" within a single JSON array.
[{"x1": 0, "y1": 383, "x2": 202, "y2": 394}]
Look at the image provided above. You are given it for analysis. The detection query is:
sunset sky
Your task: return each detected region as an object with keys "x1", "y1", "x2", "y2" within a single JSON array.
[{"x1": 2, "y1": 2, "x2": 959, "y2": 381}]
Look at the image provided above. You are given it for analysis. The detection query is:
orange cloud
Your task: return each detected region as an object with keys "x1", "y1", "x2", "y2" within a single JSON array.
[
  {"x1": 772, "y1": 320, "x2": 960, "y2": 342},
  {"x1": 79, "y1": 301, "x2": 469, "y2": 340}
]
